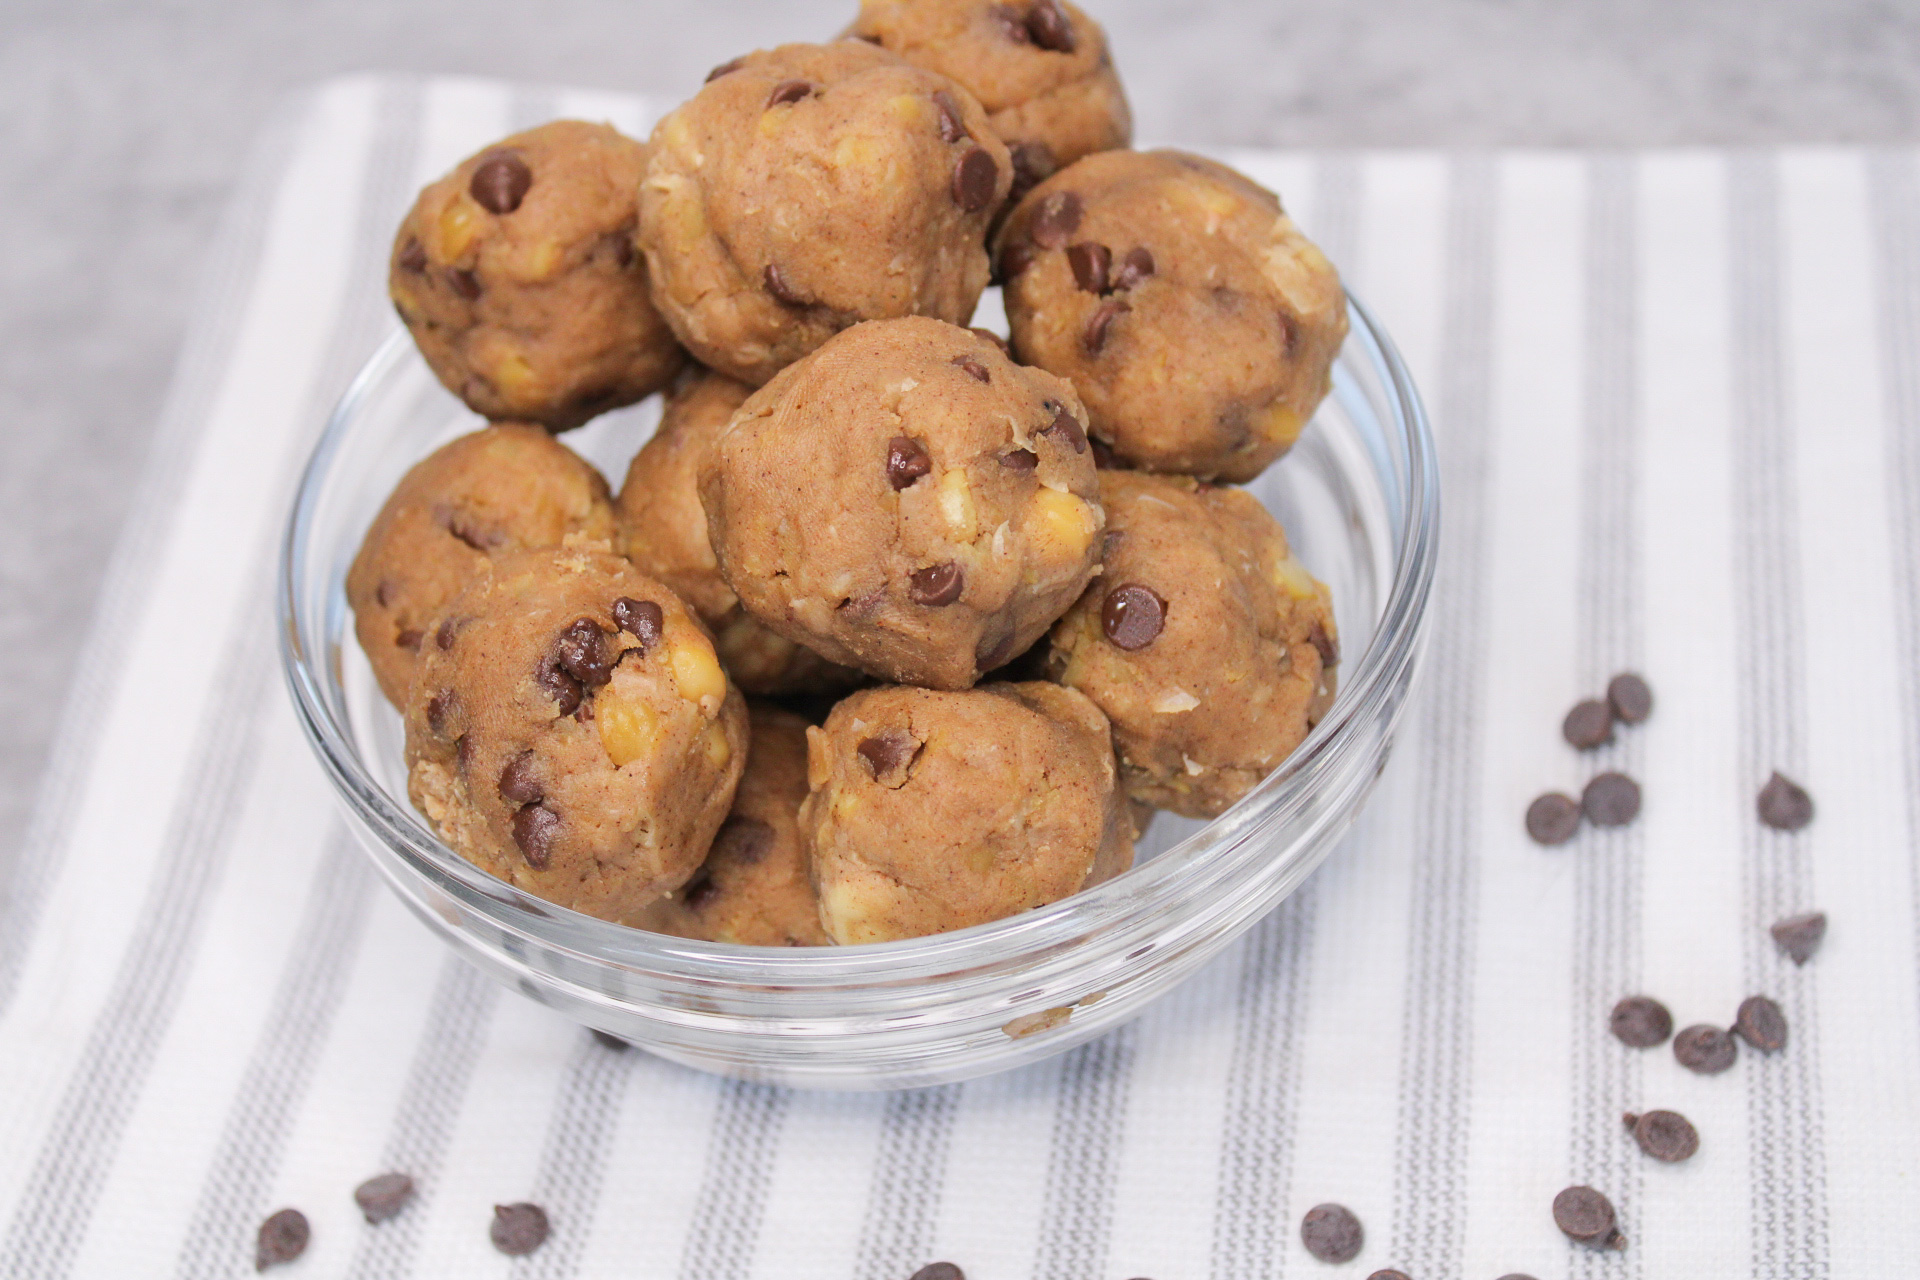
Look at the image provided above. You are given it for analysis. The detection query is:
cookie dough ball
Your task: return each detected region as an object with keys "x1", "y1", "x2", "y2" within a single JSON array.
[
  {"x1": 637, "y1": 705, "x2": 829, "y2": 946},
  {"x1": 998, "y1": 149, "x2": 1348, "y2": 482},
  {"x1": 640, "y1": 41, "x2": 1011, "y2": 386},
  {"x1": 850, "y1": 0, "x2": 1131, "y2": 202},
  {"x1": 404, "y1": 547, "x2": 748, "y2": 924},
  {"x1": 390, "y1": 120, "x2": 684, "y2": 430},
  {"x1": 615, "y1": 368, "x2": 865, "y2": 696},
  {"x1": 701, "y1": 317, "x2": 1104, "y2": 690},
  {"x1": 1045, "y1": 472, "x2": 1336, "y2": 818},
  {"x1": 801, "y1": 682, "x2": 1131, "y2": 943},
  {"x1": 347, "y1": 424, "x2": 616, "y2": 707}
]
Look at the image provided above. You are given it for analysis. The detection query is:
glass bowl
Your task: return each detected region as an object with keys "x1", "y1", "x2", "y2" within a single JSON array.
[{"x1": 278, "y1": 295, "x2": 1437, "y2": 1091}]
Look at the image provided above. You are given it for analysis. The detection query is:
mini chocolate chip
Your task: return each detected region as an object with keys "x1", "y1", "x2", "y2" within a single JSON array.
[
  {"x1": 971, "y1": 327, "x2": 1010, "y2": 354},
  {"x1": 952, "y1": 353, "x2": 991, "y2": 382},
  {"x1": 555, "y1": 617, "x2": 615, "y2": 687},
  {"x1": 490, "y1": 1202, "x2": 550, "y2": 1256},
  {"x1": 767, "y1": 78, "x2": 812, "y2": 107},
  {"x1": 1300, "y1": 1203, "x2": 1363, "y2": 1263},
  {"x1": 590, "y1": 1029, "x2": 630, "y2": 1050},
  {"x1": 447, "y1": 267, "x2": 482, "y2": 300},
  {"x1": 1770, "y1": 911, "x2": 1826, "y2": 964},
  {"x1": 1083, "y1": 297, "x2": 1131, "y2": 355},
  {"x1": 990, "y1": 4, "x2": 1032, "y2": 43},
  {"x1": 609, "y1": 233, "x2": 636, "y2": 269},
  {"x1": 1525, "y1": 792, "x2": 1581, "y2": 844},
  {"x1": 1025, "y1": 0, "x2": 1077, "y2": 50},
  {"x1": 1042, "y1": 402, "x2": 1088, "y2": 452},
  {"x1": 933, "y1": 90, "x2": 967, "y2": 143},
  {"x1": 910, "y1": 1264, "x2": 965, "y2": 1280},
  {"x1": 498, "y1": 752, "x2": 543, "y2": 806},
  {"x1": 1000, "y1": 237, "x2": 1036, "y2": 280},
  {"x1": 1089, "y1": 436, "x2": 1119, "y2": 468},
  {"x1": 682, "y1": 871, "x2": 718, "y2": 908},
  {"x1": 512, "y1": 804, "x2": 561, "y2": 869},
  {"x1": 256, "y1": 1208, "x2": 310, "y2": 1270},
  {"x1": 375, "y1": 579, "x2": 395, "y2": 607},
  {"x1": 1007, "y1": 140, "x2": 1057, "y2": 201},
  {"x1": 764, "y1": 262, "x2": 807, "y2": 306},
  {"x1": 456, "y1": 733, "x2": 474, "y2": 772},
  {"x1": 1563, "y1": 698, "x2": 1614, "y2": 749},
  {"x1": 439, "y1": 504, "x2": 500, "y2": 551},
  {"x1": 1029, "y1": 190, "x2": 1083, "y2": 247},
  {"x1": 1581, "y1": 771, "x2": 1641, "y2": 826},
  {"x1": 1000, "y1": 448, "x2": 1038, "y2": 470},
  {"x1": 1757, "y1": 770, "x2": 1814, "y2": 830},
  {"x1": 1607, "y1": 671, "x2": 1653, "y2": 723},
  {"x1": 1734, "y1": 994, "x2": 1788, "y2": 1051},
  {"x1": 910, "y1": 561, "x2": 965, "y2": 606},
  {"x1": 1552, "y1": 1185, "x2": 1624, "y2": 1250},
  {"x1": 1367, "y1": 1272, "x2": 1413, "y2": 1280},
  {"x1": 1111, "y1": 246, "x2": 1155, "y2": 291},
  {"x1": 858, "y1": 728, "x2": 922, "y2": 783},
  {"x1": 712, "y1": 816, "x2": 776, "y2": 865},
  {"x1": 977, "y1": 630, "x2": 1020, "y2": 671},
  {"x1": 1067, "y1": 241, "x2": 1111, "y2": 293},
  {"x1": 1609, "y1": 995, "x2": 1673, "y2": 1047},
  {"x1": 1496, "y1": 1275, "x2": 1541, "y2": 1280},
  {"x1": 354, "y1": 1172, "x2": 416, "y2": 1224},
  {"x1": 1308, "y1": 621, "x2": 1339, "y2": 668},
  {"x1": 1103, "y1": 584, "x2": 1166, "y2": 650},
  {"x1": 1673, "y1": 1023, "x2": 1737, "y2": 1074},
  {"x1": 396, "y1": 628, "x2": 424, "y2": 651},
  {"x1": 435, "y1": 618, "x2": 459, "y2": 650},
  {"x1": 1626, "y1": 1109, "x2": 1699, "y2": 1163},
  {"x1": 426, "y1": 690, "x2": 452, "y2": 736},
  {"x1": 612, "y1": 597, "x2": 665, "y2": 651},
  {"x1": 470, "y1": 149, "x2": 533, "y2": 215},
  {"x1": 1100, "y1": 528, "x2": 1125, "y2": 560},
  {"x1": 706, "y1": 57, "x2": 744, "y2": 82},
  {"x1": 888, "y1": 436, "x2": 933, "y2": 489},
  {"x1": 398, "y1": 237, "x2": 427, "y2": 272},
  {"x1": 953, "y1": 146, "x2": 999, "y2": 212}
]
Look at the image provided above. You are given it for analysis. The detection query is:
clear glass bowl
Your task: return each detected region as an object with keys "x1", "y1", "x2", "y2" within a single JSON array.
[{"x1": 278, "y1": 296, "x2": 1437, "y2": 1091}]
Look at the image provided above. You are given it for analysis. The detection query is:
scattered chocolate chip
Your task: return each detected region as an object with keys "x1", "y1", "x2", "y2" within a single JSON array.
[
  {"x1": 612, "y1": 597, "x2": 664, "y2": 651},
  {"x1": 1007, "y1": 140, "x2": 1057, "y2": 201},
  {"x1": 1563, "y1": 698, "x2": 1614, "y2": 750},
  {"x1": 608, "y1": 233, "x2": 636, "y2": 269},
  {"x1": 438, "y1": 504, "x2": 501, "y2": 551},
  {"x1": 952, "y1": 354, "x2": 990, "y2": 382},
  {"x1": 512, "y1": 804, "x2": 561, "y2": 870},
  {"x1": 456, "y1": 733, "x2": 474, "y2": 772},
  {"x1": 1089, "y1": 436, "x2": 1119, "y2": 468},
  {"x1": 255, "y1": 1208, "x2": 310, "y2": 1270},
  {"x1": 435, "y1": 618, "x2": 459, "y2": 651},
  {"x1": 1734, "y1": 994, "x2": 1788, "y2": 1051},
  {"x1": 374, "y1": 579, "x2": 395, "y2": 607},
  {"x1": 1100, "y1": 528, "x2": 1125, "y2": 561},
  {"x1": 1673, "y1": 1023, "x2": 1737, "y2": 1074},
  {"x1": 970, "y1": 327, "x2": 1010, "y2": 354},
  {"x1": 397, "y1": 238, "x2": 427, "y2": 272},
  {"x1": 953, "y1": 146, "x2": 999, "y2": 212},
  {"x1": 1000, "y1": 237, "x2": 1036, "y2": 280},
  {"x1": 933, "y1": 90, "x2": 967, "y2": 143},
  {"x1": 977, "y1": 630, "x2": 1020, "y2": 671},
  {"x1": 396, "y1": 628, "x2": 424, "y2": 651},
  {"x1": 1000, "y1": 448, "x2": 1038, "y2": 470},
  {"x1": 1026, "y1": 0, "x2": 1077, "y2": 51},
  {"x1": 590, "y1": 1029, "x2": 630, "y2": 1050},
  {"x1": 888, "y1": 436, "x2": 933, "y2": 489},
  {"x1": 447, "y1": 267, "x2": 482, "y2": 300},
  {"x1": 706, "y1": 57, "x2": 744, "y2": 82},
  {"x1": 767, "y1": 78, "x2": 812, "y2": 108},
  {"x1": 1525, "y1": 792, "x2": 1581, "y2": 845},
  {"x1": 1367, "y1": 1272, "x2": 1412, "y2": 1280},
  {"x1": 764, "y1": 262, "x2": 807, "y2": 306},
  {"x1": 1757, "y1": 771, "x2": 1814, "y2": 831},
  {"x1": 1581, "y1": 771, "x2": 1641, "y2": 827},
  {"x1": 910, "y1": 561, "x2": 965, "y2": 606},
  {"x1": 1111, "y1": 246, "x2": 1155, "y2": 290},
  {"x1": 469, "y1": 149, "x2": 533, "y2": 215},
  {"x1": 712, "y1": 816, "x2": 775, "y2": 865},
  {"x1": 990, "y1": 4, "x2": 1031, "y2": 43},
  {"x1": 681, "y1": 871, "x2": 718, "y2": 908},
  {"x1": 1308, "y1": 619, "x2": 1339, "y2": 667},
  {"x1": 1609, "y1": 995, "x2": 1673, "y2": 1047},
  {"x1": 498, "y1": 752, "x2": 543, "y2": 806},
  {"x1": 426, "y1": 690, "x2": 453, "y2": 736},
  {"x1": 1083, "y1": 297, "x2": 1130, "y2": 355},
  {"x1": 1624, "y1": 1109, "x2": 1698, "y2": 1162},
  {"x1": 1496, "y1": 1275, "x2": 1541, "y2": 1280},
  {"x1": 1607, "y1": 671, "x2": 1653, "y2": 723},
  {"x1": 1103, "y1": 584, "x2": 1167, "y2": 650},
  {"x1": 1552, "y1": 1185, "x2": 1624, "y2": 1250},
  {"x1": 1067, "y1": 241, "x2": 1111, "y2": 293},
  {"x1": 910, "y1": 1264, "x2": 964, "y2": 1280},
  {"x1": 857, "y1": 728, "x2": 922, "y2": 783},
  {"x1": 1300, "y1": 1203, "x2": 1363, "y2": 1264},
  {"x1": 1042, "y1": 401, "x2": 1088, "y2": 452},
  {"x1": 354, "y1": 1172, "x2": 416, "y2": 1224},
  {"x1": 555, "y1": 617, "x2": 615, "y2": 687},
  {"x1": 490, "y1": 1202, "x2": 550, "y2": 1256},
  {"x1": 1770, "y1": 911, "x2": 1826, "y2": 965},
  {"x1": 1029, "y1": 190, "x2": 1083, "y2": 247}
]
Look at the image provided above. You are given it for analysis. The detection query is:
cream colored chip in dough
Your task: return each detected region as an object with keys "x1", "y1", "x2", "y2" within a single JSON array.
[
  {"x1": 700, "y1": 316, "x2": 1104, "y2": 690},
  {"x1": 801, "y1": 681, "x2": 1132, "y2": 944},
  {"x1": 996, "y1": 149, "x2": 1348, "y2": 482}
]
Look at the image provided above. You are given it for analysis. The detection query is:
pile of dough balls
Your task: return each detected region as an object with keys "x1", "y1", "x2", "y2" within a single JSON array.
[{"x1": 354, "y1": 0, "x2": 1345, "y2": 947}]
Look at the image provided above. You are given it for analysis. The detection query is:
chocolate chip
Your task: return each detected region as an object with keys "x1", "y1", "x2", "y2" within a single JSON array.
[
  {"x1": 608, "y1": 233, "x2": 636, "y2": 269},
  {"x1": 1563, "y1": 698, "x2": 1614, "y2": 750},
  {"x1": 1581, "y1": 771, "x2": 1641, "y2": 826},
  {"x1": 438, "y1": 504, "x2": 501, "y2": 551},
  {"x1": 1624, "y1": 1109, "x2": 1698, "y2": 1163},
  {"x1": 1300, "y1": 1203, "x2": 1363, "y2": 1263},
  {"x1": 767, "y1": 78, "x2": 812, "y2": 107},
  {"x1": 498, "y1": 751, "x2": 543, "y2": 806},
  {"x1": 1673, "y1": 1023, "x2": 1737, "y2": 1074},
  {"x1": 1025, "y1": 0, "x2": 1077, "y2": 51},
  {"x1": 447, "y1": 267, "x2": 481, "y2": 300},
  {"x1": 1067, "y1": 241, "x2": 1110, "y2": 293},
  {"x1": 1496, "y1": 1275, "x2": 1541, "y2": 1280},
  {"x1": 1552, "y1": 1185, "x2": 1624, "y2": 1250},
  {"x1": 858, "y1": 728, "x2": 922, "y2": 783},
  {"x1": 354, "y1": 1172, "x2": 416, "y2": 1225},
  {"x1": 398, "y1": 237, "x2": 427, "y2": 272},
  {"x1": 933, "y1": 90, "x2": 967, "y2": 143},
  {"x1": 490, "y1": 1202, "x2": 550, "y2": 1256},
  {"x1": 255, "y1": 1208, "x2": 310, "y2": 1270},
  {"x1": 1526, "y1": 792, "x2": 1581, "y2": 845},
  {"x1": 764, "y1": 262, "x2": 807, "y2": 306},
  {"x1": 1609, "y1": 995, "x2": 1673, "y2": 1047},
  {"x1": 706, "y1": 57, "x2": 744, "y2": 82},
  {"x1": 977, "y1": 630, "x2": 1020, "y2": 671},
  {"x1": 910, "y1": 561, "x2": 965, "y2": 606},
  {"x1": 1000, "y1": 237, "x2": 1036, "y2": 280},
  {"x1": 612, "y1": 597, "x2": 664, "y2": 651},
  {"x1": 888, "y1": 436, "x2": 933, "y2": 489},
  {"x1": 1111, "y1": 246, "x2": 1155, "y2": 291},
  {"x1": 910, "y1": 1265, "x2": 964, "y2": 1280},
  {"x1": 1100, "y1": 528, "x2": 1125, "y2": 561},
  {"x1": 1770, "y1": 911, "x2": 1826, "y2": 965},
  {"x1": 469, "y1": 149, "x2": 533, "y2": 215},
  {"x1": 435, "y1": 617, "x2": 459, "y2": 650},
  {"x1": 1089, "y1": 436, "x2": 1119, "y2": 468},
  {"x1": 712, "y1": 816, "x2": 775, "y2": 865},
  {"x1": 1042, "y1": 401, "x2": 1088, "y2": 452},
  {"x1": 681, "y1": 871, "x2": 718, "y2": 908},
  {"x1": 1308, "y1": 619, "x2": 1339, "y2": 667},
  {"x1": 456, "y1": 733, "x2": 473, "y2": 772},
  {"x1": 555, "y1": 617, "x2": 615, "y2": 687},
  {"x1": 1367, "y1": 1273, "x2": 1412, "y2": 1280},
  {"x1": 396, "y1": 628, "x2": 424, "y2": 652},
  {"x1": 590, "y1": 1029, "x2": 630, "y2": 1050},
  {"x1": 1757, "y1": 770, "x2": 1813, "y2": 831},
  {"x1": 953, "y1": 146, "x2": 999, "y2": 212},
  {"x1": 970, "y1": 327, "x2": 1010, "y2": 354},
  {"x1": 1103, "y1": 584, "x2": 1167, "y2": 650},
  {"x1": 1734, "y1": 994, "x2": 1788, "y2": 1052},
  {"x1": 1083, "y1": 297, "x2": 1130, "y2": 355},
  {"x1": 512, "y1": 804, "x2": 561, "y2": 870},
  {"x1": 426, "y1": 690, "x2": 453, "y2": 736},
  {"x1": 1007, "y1": 140, "x2": 1057, "y2": 201},
  {"x1": 1029, "y1": 190, "x2": 1083, "y2": 247},
  {"x1": 1000, "y1": 448, "x2": 1038, "y2": 471},
  {"x1": 1607, "y1": 671, "x2": 1653, "y2": 723},
  {"x1": 952, "y1": 353, "x2": 991, "y2": 382},
  {"x1": 990, "y1": 4, "x2": 1031, "y2": 43}
]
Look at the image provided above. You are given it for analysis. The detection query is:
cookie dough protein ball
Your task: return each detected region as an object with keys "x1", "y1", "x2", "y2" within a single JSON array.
[
  {"x1": 701, "y1": 317, "x2": 1105, "y2": 690},
  {"x1": 404, "y1": 547, "x2": 748, "y2": 924},
  {"x1": 801, "y1": 682, "x2": 1132, "y2": 943},
  {"x1": 639, "y1": 41, "x2": 1011, "y2": 386},
  {"x1": 849, "y1": 0, "x2": 1131, "y2": 202},
  {"x1": 1045, "y1": 472, "x2": 1336, "y2": 818},
  {"x1": 347, "y1": 424, "x2": 617, "y2": 708},
  {"x1": 616, "y1": 368, "x2": 864, "y2": 696},
  {"x1": 638, "y1": 705, "x2": 829, "y2": 946},
  {"x1": 998, "y1": 149, "x2": 1348, "y2": 482},
  {"x1": 390, "y1": 120, "x2": 684, "y2": 431}
]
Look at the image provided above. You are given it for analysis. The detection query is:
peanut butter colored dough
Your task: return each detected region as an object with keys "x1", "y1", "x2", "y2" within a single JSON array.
[
  {"x1": 998, "y1": 149, "x2": 1348, "y2": 482},
  {"x1": 347, "y1": 424, "x2": 616, "y2": 708},
  {"x1": 616, "y1": 368, "x2": 865, "y2": 696},
  {"x1": 850, "y1": 0, "x2": 1131, "y2": 202},
  {"x1": 1045, "y1": 471, "x2": 1336, "y2": 818},
  {"x1": 639, "y1": 41, "x2": 1010, "y2": 386},
  {"x1": 801, "y1": 682, "x2": 1132, "y2": 943},
  {"x1": 390, "y1": 120, "x2": 684, "y2": 431},
  {"x1": 637, "y1": 705, "x2": 829, "y2": 946},
  {"x1": 404, "y1": 547, "x2": 748, "y2": 925},
  {"x1": 700, "y1": 317, "x2": 1104, "y2": 690}
]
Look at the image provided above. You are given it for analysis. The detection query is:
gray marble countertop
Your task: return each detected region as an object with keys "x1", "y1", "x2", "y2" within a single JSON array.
[{"x1": 3, "y1": 0, "x2": 1916, "y2": 862}]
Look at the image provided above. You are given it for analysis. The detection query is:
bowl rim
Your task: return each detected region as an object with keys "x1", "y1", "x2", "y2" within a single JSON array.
[{"x1": 277, "y1": 293, "x2": 1437, "y2": 991}]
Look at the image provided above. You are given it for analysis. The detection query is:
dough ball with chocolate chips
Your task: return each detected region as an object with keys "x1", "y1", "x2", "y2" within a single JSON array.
[
  {"x1": 849, "y1": 0, "x2": 1131, "y2": 204},
  {"x1": 404, "y1": 547, "x2": 748, "y2": 924},
  {"x1": 997, "y1": 149, "x2": 1348, "y2": 482},
  {"x1": 700, "y1": 317, "x2": 1104, "y2": 690},
  {"x1": 390, "y1": 120, "x2": 684, "y2": 431},
  {"x1": 801, "y1": 682, "x2": 1132, "y2": 943},
  {"x1": 1045, "y1": 471, "x2": 1336, "y2": 818},
  {"x1": 347, "y1": 424, "x2": 617, "y2": 708},
  {"x1": 637, "y1": 704, "x2": 830, "y2": 946},
  {"x1": 616, "y1": 368, "x2": 865, "y2": 696},
  {"x1": 640, "y1": 41, "x2": 1010, "y2": 386}
]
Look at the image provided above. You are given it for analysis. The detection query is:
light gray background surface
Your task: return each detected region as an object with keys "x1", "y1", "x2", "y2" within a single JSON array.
[{"x1": 3, "y1": 0, "x2": 1917, "y2": 861}]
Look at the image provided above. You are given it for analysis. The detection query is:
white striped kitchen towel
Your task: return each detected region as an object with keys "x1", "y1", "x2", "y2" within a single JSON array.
[{"x1": 1, "y1": 73, "x2": 1917, "y2": 1278}]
